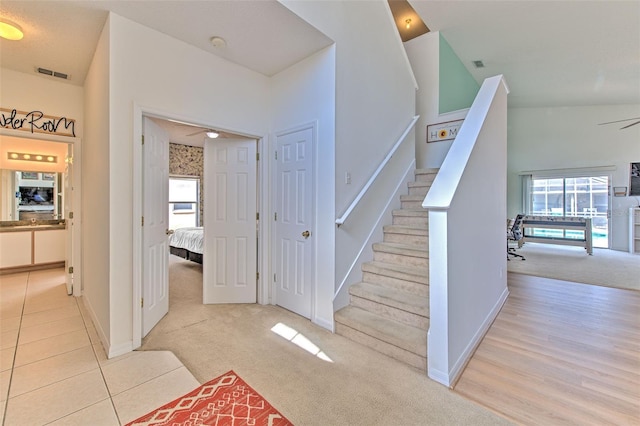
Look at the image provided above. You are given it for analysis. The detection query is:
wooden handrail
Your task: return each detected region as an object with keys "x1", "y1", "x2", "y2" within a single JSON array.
[{"x1": 335, "y1": 115, "x2": 419, "y2": 227}]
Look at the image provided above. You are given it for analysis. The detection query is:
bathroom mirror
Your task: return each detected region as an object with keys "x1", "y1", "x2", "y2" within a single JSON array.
[{"x1": 0, "y1": 169, "x2": 66, "y2": 221}]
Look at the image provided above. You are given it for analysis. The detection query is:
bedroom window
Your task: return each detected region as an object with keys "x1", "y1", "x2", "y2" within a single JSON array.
[{"x1": 169, "y1": 177, "x2": 199, "y2": 229}]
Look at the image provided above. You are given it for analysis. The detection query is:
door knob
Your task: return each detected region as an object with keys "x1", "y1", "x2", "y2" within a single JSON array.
[
  {"x1": 166, "y1": 229, "x2": 175, "y2": 235},
  {"x1": 302, "y1": 230, "x2": 310, "y2": 239}
]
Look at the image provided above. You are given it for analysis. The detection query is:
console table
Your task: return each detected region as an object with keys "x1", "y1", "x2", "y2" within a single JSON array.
[{"x1": 519, "y1": 215, "x2": 593, "y2": 255}]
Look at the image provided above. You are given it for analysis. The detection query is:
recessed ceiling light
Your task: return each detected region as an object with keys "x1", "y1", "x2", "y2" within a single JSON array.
[
  {"x1": 0, "y1": 18, "x2": 23, "y2": 41},
  {"x1": 210, "y1": 36, "x2": 226, "y2": 48}
]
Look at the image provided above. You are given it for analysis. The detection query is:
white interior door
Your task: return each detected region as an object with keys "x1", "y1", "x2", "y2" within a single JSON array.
[
  {"x1": 203, "y1": 139, "x2": 257, "y2": 304},
  {"x1": 142, "y1": 117, "x2": 170, "y2": 336},
  {"x1": 275, "y1": 127, "x2": 314, "y2": 319},
  {"x1": 64, "y1": 144, "x2": 73, "y2": 295}
]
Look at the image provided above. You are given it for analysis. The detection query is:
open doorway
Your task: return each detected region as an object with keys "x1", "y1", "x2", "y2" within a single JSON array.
[
  {"x1": 0, "y1": 131, "x2": 81, "y2": 295},
  {"x1": 137, "y1": 114, "x2": 263, "y2": 342}
]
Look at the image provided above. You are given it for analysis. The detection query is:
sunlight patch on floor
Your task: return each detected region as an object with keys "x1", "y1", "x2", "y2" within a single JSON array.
[{"x1": 270, "y1": 322, "x2": 333, "y2": 362}]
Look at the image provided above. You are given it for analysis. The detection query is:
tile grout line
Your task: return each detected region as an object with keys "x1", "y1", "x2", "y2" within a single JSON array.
[
  {"x1": 76, "y1": 297, "x2": 124, "y2": 426},
  {"x1": 2, "y1": 272, "x2": 30, "y2": 426}
]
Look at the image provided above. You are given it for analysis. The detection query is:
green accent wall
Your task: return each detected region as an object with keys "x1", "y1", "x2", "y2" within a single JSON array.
[{"x1": 439, "y1": 34, "x2": 480, "y2": 114}]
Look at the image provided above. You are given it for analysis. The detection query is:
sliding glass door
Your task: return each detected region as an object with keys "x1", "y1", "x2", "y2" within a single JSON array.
[{"x1": 528, "y1": 175, "x2": 609, "y2": 248}]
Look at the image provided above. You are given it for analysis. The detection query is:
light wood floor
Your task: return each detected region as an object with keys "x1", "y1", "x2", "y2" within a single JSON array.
[{"x1": 455, "y1": 272, "x2": 640, "y2": 425}]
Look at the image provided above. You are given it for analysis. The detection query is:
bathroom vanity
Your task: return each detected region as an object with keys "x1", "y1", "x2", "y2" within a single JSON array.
[{"x1": 0, "y1": 220, "x2": 65, "y2": 273}]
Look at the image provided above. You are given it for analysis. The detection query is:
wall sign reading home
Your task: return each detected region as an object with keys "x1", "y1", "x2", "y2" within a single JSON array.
[
  {"x1": 0, "y1": 107, "x2": 76, "y2": 137},
  {"x1": 427, "y1": 119, "x2": 464, "y2": 143}
]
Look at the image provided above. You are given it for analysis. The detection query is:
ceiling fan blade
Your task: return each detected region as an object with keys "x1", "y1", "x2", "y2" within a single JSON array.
[
  {"x1": 598, "y1": 117, "x2": 640, "y2": 125},
  {"x1": 186, "y1": 129, "x2": 207, "y2": 136},
  {"x1": 620, "y1": 120, "x2": 640, "y2": 130}
]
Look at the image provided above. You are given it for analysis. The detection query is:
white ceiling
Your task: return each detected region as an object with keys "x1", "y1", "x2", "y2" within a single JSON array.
[
  {"x1": 410, "y1": 0, "x2": 640, "y2": 108},
  {"x1": 1, "y1": 0, "x2": 638, "y2": 113}
]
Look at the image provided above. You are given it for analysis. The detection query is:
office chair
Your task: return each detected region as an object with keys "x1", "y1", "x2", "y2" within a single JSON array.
[{"x1": 507, "y1": 214, "x2": 526, "y2": 260}]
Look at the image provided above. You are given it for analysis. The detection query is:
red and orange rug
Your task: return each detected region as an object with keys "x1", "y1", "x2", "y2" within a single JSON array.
[{"x1": 126, "y1": 370, "x2": 292, "y2": 426}]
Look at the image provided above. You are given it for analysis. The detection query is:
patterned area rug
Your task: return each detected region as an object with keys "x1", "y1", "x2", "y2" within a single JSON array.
[{"x1": 126, "y1": 370, "x2": 293, "y2": 426}]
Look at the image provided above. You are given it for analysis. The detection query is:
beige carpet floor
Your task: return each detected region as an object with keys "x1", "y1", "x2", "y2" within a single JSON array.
[
  {"x1": 141, "y1": 255, "x2": 511, "y2": 426},
  {"x1": 507, "y1": 243, "x2": 639, "y2": 291}
]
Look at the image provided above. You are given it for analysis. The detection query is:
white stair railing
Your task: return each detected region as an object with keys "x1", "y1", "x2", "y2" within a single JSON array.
[
  {"x1": 423, "y1": 75, "x2": 510, "y2": 387},
  {"x1": 335, "y1": 115, "x2": 419, "y2": 227}
]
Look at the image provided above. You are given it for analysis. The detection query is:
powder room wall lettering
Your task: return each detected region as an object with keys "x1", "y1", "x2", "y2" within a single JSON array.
[{"x1": 0, "y1": 108, "x2": 76, "y2": 138}]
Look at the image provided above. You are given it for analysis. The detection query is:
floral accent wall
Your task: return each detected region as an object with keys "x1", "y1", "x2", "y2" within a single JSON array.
[{"x1": 169, "y1": 143, "x2": 204, "y2": 225}]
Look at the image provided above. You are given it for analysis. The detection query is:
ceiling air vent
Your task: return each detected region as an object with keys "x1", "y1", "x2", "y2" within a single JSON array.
[
  {"x1": 472, "y1": 60, "x2": 485, "y2": 69},
  {"x1": 37, "y1": 67, "x2": 69, "y2": 80}
]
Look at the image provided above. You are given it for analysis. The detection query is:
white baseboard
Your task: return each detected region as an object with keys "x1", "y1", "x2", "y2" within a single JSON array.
[
  {"x1": 448, "y1": 286, "x2": 509, "y2": 385},
  {"x1": 313, "y1": 315, "x2": 333, "y2": 333},
  {"x1": 81, "y1": 295, "x2": 133, "y2": 359},
  {"x1": 427, "y1": 367, "x2": 451, "y2": 386},
  {"x1": 108, "y1": 341, "x2": 134, "y2": 359},
  {"x1": 81, "y1": 296, "x2": 110, "y2": 357}
]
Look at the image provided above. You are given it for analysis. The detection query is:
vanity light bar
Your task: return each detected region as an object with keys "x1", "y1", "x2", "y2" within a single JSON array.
[{"x1": 7, "y1": 152, "x2": 57, "y2": 163}]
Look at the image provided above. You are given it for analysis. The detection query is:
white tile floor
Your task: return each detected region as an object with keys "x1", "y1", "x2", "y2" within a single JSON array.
[{"x1": 0, "y1": 268, "x2": 199, "y2": 425}]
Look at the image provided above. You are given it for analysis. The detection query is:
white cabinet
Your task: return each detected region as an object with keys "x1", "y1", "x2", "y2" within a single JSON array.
[
  {"x1": 34, "y1": 229, "x2": 65, "y2": 263},
  {"x1": 0, "y1": 227, "x2": 65, "y2": 270},
  {"x1": 0, "y1": 231, "x2": 32, "y2": 268},
  {"x1": 631, "y1": 207, "x2": 640, "y2": 254}
]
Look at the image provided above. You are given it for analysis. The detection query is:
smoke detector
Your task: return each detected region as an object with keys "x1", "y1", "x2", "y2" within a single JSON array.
[{"x1": 210, "y1": 36, "x2": 226, "y2": 48}]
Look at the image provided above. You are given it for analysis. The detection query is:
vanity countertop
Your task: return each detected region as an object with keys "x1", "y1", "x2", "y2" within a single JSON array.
[{"x1": 0, "y1": 220, "x2": 66, "y2": 233}]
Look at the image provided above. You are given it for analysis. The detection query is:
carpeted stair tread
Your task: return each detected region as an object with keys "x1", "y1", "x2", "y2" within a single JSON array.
[
  {"x1": 383, "y1": 224, "x2": 428, "y2": 236},
  {"x1": 373, "y1": 242, "x2": 428, "y2": 258},
  {"x1": 408, "y1": 181, "x2": 432, "y2": 188},
  {"x1": 335, "y1": 323, "x2": 427, "y2": 370},
  {"x1": 335, "y1": 306, "x2": 427, "y2": 357},
  {"x1": 415, "y1": 168, "x2": 439, "y2": 174},
  {"x1": 350, "y1": 282, "x2": 429, "y2": 317},
  {"x1": 362, "y1": 261, "x2": 428, "y2": 284},
  {"x1": 400, "y1": 194, "x2": 426, "y2": 201},
  {"x1": 392, "y1": 208, "x2": 429, "y2": 217}
]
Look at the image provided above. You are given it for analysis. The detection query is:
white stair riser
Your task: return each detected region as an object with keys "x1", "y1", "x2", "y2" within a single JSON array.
[
  {"x1": 350, "y1": 295, "x2": 430, "y2": 330},
  {"x1": 362, "y1": 272, "x2": 428, "y2": 296},
  {"x1": 401, "y1": 199, "x2": 425, "y2": 209},
  {"x1": 335, "y1": 323, "x2": 427, "y2": 368},
  {"x1": 415, "y1": 173, "x2": 437, "y2": 183},
  {"x1": 393, "y1": 215, "x2": 429, "y2": 227},
  {"x1": 408, "y1": 185, "x2": 431, "y2": 197}
]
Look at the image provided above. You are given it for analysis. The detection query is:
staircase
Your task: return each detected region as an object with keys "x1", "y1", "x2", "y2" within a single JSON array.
[{"x1": 335, "y1": 168, "x2": 437, "y2": 371}]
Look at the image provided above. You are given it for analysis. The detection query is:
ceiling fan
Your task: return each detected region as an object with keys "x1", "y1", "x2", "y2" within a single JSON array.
[
  {"x1": 165, "y1": 119, "x2": 229, "y2": 139},
  {"x1": 187, "y1": 128, "x2": 223, "y2": 138},
  {"x1": 597, "y1": 117, "x2": 640, "y2": 130}
]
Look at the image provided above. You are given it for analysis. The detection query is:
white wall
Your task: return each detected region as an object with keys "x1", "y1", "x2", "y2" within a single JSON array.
[
  {"x1": 271, "y1": 46, "x2": 337, "y2": 329},
  {"x1": 281, "y1": 0, "x2": 418, "y2": 297},
  {"x1": 508, "y1": 104, "x2": 640, "y2": 251},
  {"x1": 0, "y1": 68, "x2": 84, "y2": 136},
  {"x1": 82, "y1": 16, "x2": 111, "y2": 348},
  {"x1": 90, "y1": 13, "x2": 271, "y2": 355}
]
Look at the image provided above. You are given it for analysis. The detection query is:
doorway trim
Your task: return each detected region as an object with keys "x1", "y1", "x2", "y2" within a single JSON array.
[
  {"x1": 0, "y1": 127, "x2": 82, "y2": 296},
  {"x1": 132, "y1": 104, "x2": 268, "y2": 348}
]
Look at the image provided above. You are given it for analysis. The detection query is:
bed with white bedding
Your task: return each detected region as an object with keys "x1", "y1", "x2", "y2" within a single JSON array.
[{"x1": 169, "y1": 227, "x2": 203, "y2": 264}]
